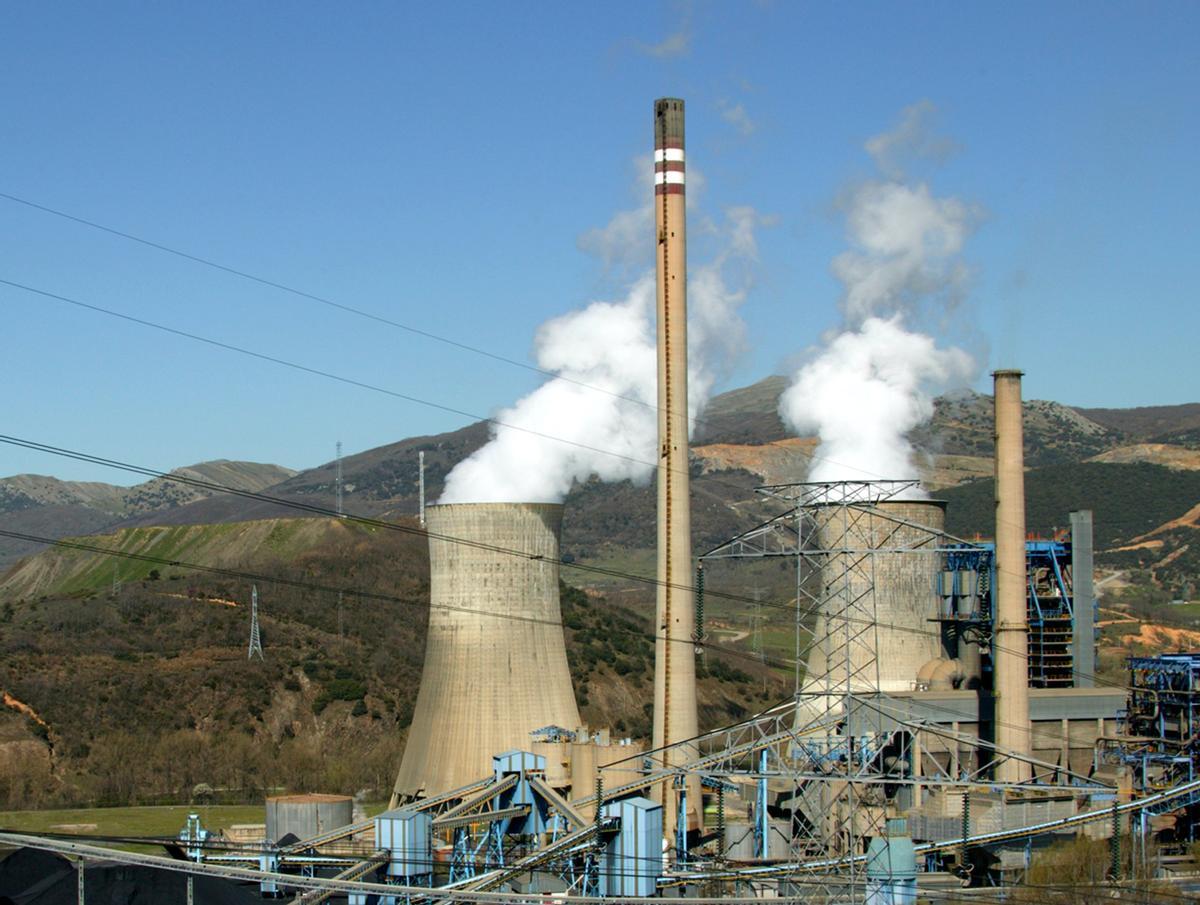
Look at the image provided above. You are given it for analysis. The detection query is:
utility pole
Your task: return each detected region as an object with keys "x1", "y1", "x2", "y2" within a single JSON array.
[
  {"x1": 248, "y1": 584, "x2": 264, "y2": 660},
  {"x1": 418, "y1": 450, "x2": 426, "y2": 528},
  {"x1": 335, "y1": 441, "x2": 344, "y2": 517}
]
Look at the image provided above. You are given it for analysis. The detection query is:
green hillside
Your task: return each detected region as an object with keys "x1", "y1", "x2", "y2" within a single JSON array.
[
  {"x1": 941, "y1": 462, "x2": 1200, "y2": 548},
  {"x1": 0, "y1": 518, "x2": 367, "y2": 600},
  {"x1": 0, "y1": 518, "x2": 781, "y2": 810}
]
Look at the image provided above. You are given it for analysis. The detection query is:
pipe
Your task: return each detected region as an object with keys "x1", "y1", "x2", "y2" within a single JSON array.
[
  {"x1": 930, "y1": 658, "x2": 965, "y2": 691},
  {"x1": 916, "y1": 658, "x2": 941, "y2": 688},
  {"x1": 917, "y1": 657, "x2": 966, "y2": 691},
  {"x1": 993, "y1": 370, "x2": 1032, "y2": 781},
  {"x1": 956, "y1": 623, "x2": 983, "y2": 688}
]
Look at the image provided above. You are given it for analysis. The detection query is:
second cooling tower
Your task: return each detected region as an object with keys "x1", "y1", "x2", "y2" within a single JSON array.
[
  {"x1": 804, "y1": 500, "x2": 945, "y2": 694},
  {"x1": 392, "y1": 503, "x2": 582, "y2": 800}
]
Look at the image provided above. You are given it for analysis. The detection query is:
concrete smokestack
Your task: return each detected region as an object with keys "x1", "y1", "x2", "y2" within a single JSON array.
[
  {"x1": 992, "y1": 370, "x2": 1032, "y2": 781},
  {"x1": 651, "y1": 97, "x2": 700, "y2": 840},
  {"x1": 392, "y1": 503, "x2": 582, "y2": 800}
]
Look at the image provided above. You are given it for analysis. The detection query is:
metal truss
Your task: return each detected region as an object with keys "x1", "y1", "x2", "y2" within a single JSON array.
[
  {"x1": 699, "y1": 481, "x2": 949, "y2": 882},
  {"x1": 756, "y1": 479, "x2": 924, "y2": 507}
]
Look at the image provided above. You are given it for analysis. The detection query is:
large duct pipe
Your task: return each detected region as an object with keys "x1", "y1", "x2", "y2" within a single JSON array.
[
  {"x1": 992, "y1": 370, "x2": 1032, "y2": 781},
  {"x1": 804, "y1": 500, "x2": 946, "y2": 695},
  {"x1": 392, "y1": 503, "x2": 582, "y2": 800},
  {"x1": 651, "y1": 97, "x2": 700, "y2": 840}
]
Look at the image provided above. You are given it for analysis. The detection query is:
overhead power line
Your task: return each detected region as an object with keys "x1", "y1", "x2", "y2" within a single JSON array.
[
  {"x1": 0, "y1": 190, "x2": 905, "y2": 483},
  {"x1": 0, "y1": 190, "x2": 710, "y2": 432},
  {"x1": 4, "y1": 194, "x2": 1092, "y2": 522},
  {"x1": 0, "y1": 521, "x2": 1126, "y2": 748},
  {"x1": 0, "y1": 276, "x2": 829, "y2": 496},
  {"x1": 0, "y1": 526, "x2": 781, "y2": 674},
  {"x1": 0, "y1": 433, "x2": 1134, "y2": 699}
]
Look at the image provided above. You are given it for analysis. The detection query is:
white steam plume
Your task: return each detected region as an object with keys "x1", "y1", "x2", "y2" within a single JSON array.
[
  {"x1": 780, "y1": 102, "x2": 979, "y2": 490},
  {"x1": 440, "y1": 204, "x2": 761, "y2": 504},
  {"x1": 780, "y1": 316, "x2": 972, "y2": 484}
]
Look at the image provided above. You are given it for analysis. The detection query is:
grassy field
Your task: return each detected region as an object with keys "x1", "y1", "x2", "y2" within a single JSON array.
[
  {"x1": 0, "y1": 517, "x2": 363, "y2": 599},
  {"x1": 0, "y1": 804, "x2": 266, "y2": 839},
  {"x1": 0, "y1": 802, "x2": 398, "y2": 840},
  {"x1": 573, "y1": 548, "x2": 657, "y2": 596},
  {"x1": 1164, "y1": 601, "x2": 1200, "y2": 620}
]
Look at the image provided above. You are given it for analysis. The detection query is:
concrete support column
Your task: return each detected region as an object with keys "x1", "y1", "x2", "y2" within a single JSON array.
[
  {"x1": 1060, "y1": 718, "x2": 1070, "y2": 775},
  {"x1": 1070, "y1": 510, "x2": 1096, "y2": 687}
]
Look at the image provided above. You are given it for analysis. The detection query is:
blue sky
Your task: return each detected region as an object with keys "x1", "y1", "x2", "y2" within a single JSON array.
[{"x1": 2, "y1": 2, "x2": 1196, "y2": 483}]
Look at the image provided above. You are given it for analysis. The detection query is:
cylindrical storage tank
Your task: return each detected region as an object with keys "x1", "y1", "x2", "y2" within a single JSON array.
[
  {"x1": 865, "y1": 818, "x2": 918, "y2": 905},
  {"x1": 804, "y1": 500, "x2": 945, "y2": 694},
  {"x1": 393, "y1": 503, "x2": 582, "y2": 799},
  {"x1": 530, "y1": 739, "x2": 572, "y2": 788},
  {"x1": 265, "y1": 794, "x2": 353, "y2": 844}
]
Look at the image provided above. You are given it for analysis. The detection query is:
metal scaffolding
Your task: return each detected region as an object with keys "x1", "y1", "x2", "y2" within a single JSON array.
[{"x1": 698, "y1": 481, "x2": 954, "y2": 882}]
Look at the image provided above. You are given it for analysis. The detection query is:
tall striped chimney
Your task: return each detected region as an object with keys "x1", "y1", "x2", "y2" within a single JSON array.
[
  {"x1": 992, "y1": 370, "x2": 1032, "y2": 781},
  {"x1": 651, "y1": 98, "x2": 700, "y2": 843}
]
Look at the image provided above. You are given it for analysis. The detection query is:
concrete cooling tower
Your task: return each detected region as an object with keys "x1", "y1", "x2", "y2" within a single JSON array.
[
  {"x1": 804, "y1": 500, "x2": 945, "y2": 695},
  {"x1": 392, "y1": 503, "x2": 582, "y2": 800}
]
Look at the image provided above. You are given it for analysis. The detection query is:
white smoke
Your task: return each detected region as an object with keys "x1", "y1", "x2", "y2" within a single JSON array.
[
  {"x1": 863, "y1": 99, "x2": 959, "y2": 180},
  {"x1": 780, "y1": 316, "x2": 972, "y2": 484},
  {"x1": 440, "y1": 204, "x2": 760, "y2": 504},
  {"x1": 779, "y1": 102, "x2": 979, "y2": 489},
  {"x1": 832, "y1": 181, "x2": 974, "y2": 325}
]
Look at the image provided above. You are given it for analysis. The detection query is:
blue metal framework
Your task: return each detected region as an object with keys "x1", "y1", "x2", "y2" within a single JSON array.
[
  {"x1": 939, "y1": 539, "x2": 1077, "y2": 688},
  {"x1": 1110, "y1": 653, "x2": 1200, "y2": 841},
  {"x1": 1121, "y1": 656, "x2": 1200, "y2": 787},
  {"x1": 939, "y1": 546, "x2": 994, "y2": 624}
]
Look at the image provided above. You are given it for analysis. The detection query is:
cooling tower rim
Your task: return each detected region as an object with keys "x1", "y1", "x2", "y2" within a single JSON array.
[{"x1": 426, "y1": 501, "x2": 564, "y2": 514}]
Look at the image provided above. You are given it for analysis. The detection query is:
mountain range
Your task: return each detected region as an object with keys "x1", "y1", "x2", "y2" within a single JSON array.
[{"x1": 4, "y1": 377, "x2": 1199, "y2": 580}]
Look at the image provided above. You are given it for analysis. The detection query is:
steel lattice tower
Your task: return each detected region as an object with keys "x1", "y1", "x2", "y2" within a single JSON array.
[
  {"x1": 699, "y1": 481, "x2": 946, "y2": 871},
  {"x1": 658, "y1": 478, "x2": 1094, "y2": 890},
  {"x1": 248, "y1": 584, "x2": 263, "y2": 661}
]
